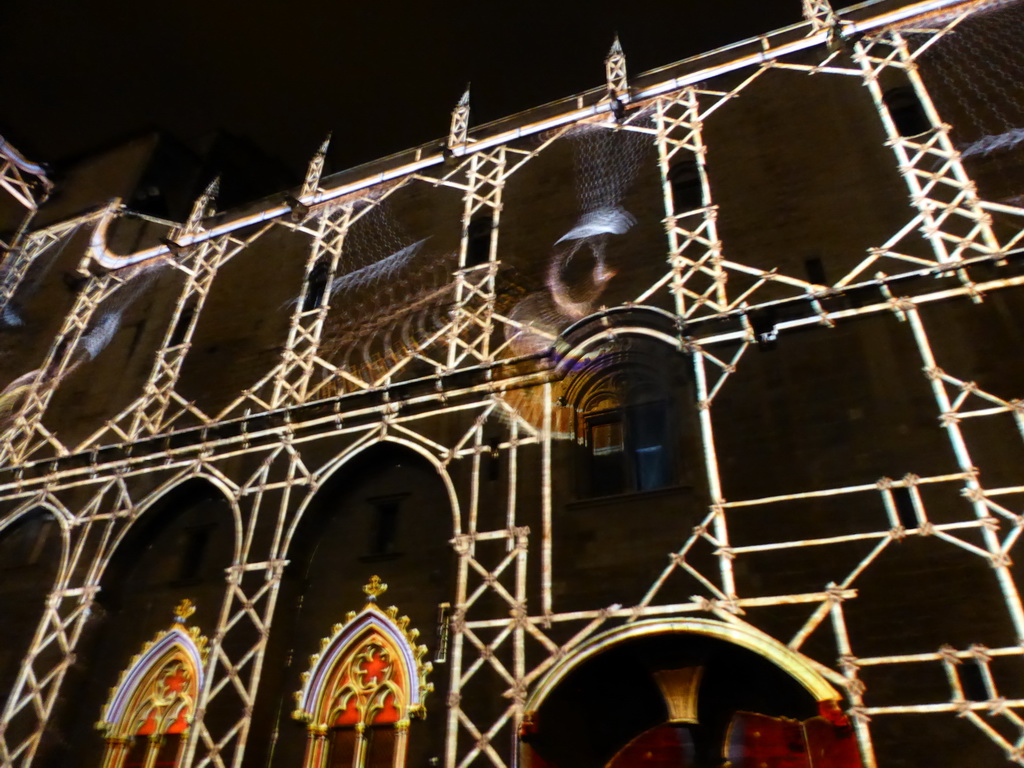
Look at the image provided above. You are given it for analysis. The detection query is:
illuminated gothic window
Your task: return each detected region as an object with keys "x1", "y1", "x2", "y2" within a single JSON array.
[
  {"x1": 95, "y1": 599, "x2": 208, "y2": 768},
  {"x1": 292, "y1": 576, "x2": 433, "y2": 768}
]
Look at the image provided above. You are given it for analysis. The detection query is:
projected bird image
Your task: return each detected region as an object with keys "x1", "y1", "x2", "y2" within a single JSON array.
[{"x1": 506, "y1": 119, "x2": 653, "y2": 358}]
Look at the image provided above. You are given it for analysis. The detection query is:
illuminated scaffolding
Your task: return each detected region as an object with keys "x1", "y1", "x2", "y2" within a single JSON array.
[
  {"x1": 1, "y1": 1, "x2": 1024, "y2": 767},
  {"x1": 0, "y1": 137, "x2": 52, "y2": 313}
]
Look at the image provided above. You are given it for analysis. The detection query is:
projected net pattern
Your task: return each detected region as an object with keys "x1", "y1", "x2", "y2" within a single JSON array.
[{"x1": 0, "y1": 3, "x2": 1023, "y2": 768}]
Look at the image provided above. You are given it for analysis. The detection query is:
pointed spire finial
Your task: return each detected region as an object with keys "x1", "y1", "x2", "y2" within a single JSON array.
[
  {"x1": 448, "y1": 84, "x2": 472, "y2": 151},
  {"x1": 605, "y1": 34, "x2": 629, "y2": 104},
  {"x1": 301, "y1": 133, "x2": 331, "y2": 200},
  {"x1": 178, "y1": 177, "x2": 219, "y2": 239},
  {"x1": 363, "y1": 575, "x2": 388, "y2": 602}
]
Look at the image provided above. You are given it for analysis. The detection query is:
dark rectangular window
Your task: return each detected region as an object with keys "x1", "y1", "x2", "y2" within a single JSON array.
[
  {"x1": 366, "y1": 496, "x2": 404, "y2": 558},
  {"x1": 892, "y1": 487, "x2": 917, "y2": 529},
  {"x1": 177, "y1": 525, "x2": 213, "y2": 582},
  {"x1": 588, "y1": 414, "x2": 627, "y2": 497},
  {"x1": 586, "y1": 402, "x2": 673, "y2": 497},
  {"x1": 365, "y1": 727, "x2": 396, "y2": 768},
  {"x1": 466, "y1": 215, "x2": 493, "y2": 267},
  {"x1": 960, "y1": 661, "x2": 989, "y2": 702},
  {"x1": 883, "y1": 86, "x2": 931, "y2": 137},
  {"x1": 328, "y1": 729, "x2": 357, "y2": 768},
  {"x1": 628, "y1": 402, "x2": 671, "y2": 492},
  {"x1": 122, "y1": 738, "x2": 149, "y2": 768},
  {"x1": 153, "y1": 734, "x2": 182, "y2": 768},
  {"x1": 168, "y1": 301, "x2": 196, "y2": 348},
  {"x1": 804, "y1": 256, "x2": 828, "y2": 286},
  {"x1": 303, "y1": 259, "x2": 329, "y2": 312},
  {"x1": 669, "y1": 159, "x2": 704, "y2": 213}
]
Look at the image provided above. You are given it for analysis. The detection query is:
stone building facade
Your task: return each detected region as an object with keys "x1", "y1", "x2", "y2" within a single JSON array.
[{"x1": 1, "y1": 1, "x2": 1024, "y2": 766}]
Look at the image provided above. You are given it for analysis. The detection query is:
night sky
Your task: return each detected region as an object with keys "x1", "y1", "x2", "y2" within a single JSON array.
[{"x1": 2, "y1": 1, "x2": 802, "y2": 178}]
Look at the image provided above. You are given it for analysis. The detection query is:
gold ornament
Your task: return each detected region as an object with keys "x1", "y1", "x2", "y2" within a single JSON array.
[
  {"x1": 173, "y1": 598, "x2": 197, "y2": 624},
  {"x1": 363, "y1": 575, "x2": 388, "y2": 601}
]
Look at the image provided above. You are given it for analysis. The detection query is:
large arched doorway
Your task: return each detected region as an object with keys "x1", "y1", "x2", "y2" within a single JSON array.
[{"x1": 521, "y1": 621, "x2": 862, "y2": 768}]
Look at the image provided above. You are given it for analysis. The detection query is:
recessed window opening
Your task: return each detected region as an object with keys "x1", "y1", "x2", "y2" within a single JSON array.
[
  {"x1": 328, "y1": 730, "x2": 358, "y2": 768},
  {"x1": 804, "y1": 256, "x2": 828, "y2": 286},
  {"x1": 959, "y1": 660, "x2": 989, "y2": 702},
  {"x1": 367, "y1": 495, "x2": 404, "y2": 557},
  {"x1": 883, "y1": 86, "x2": 931, "y2": 137},
  {"x1": 668, "y1": 159, "x2": 704, "y2": 213},
  {"x1": 364, "y1": 726, "x2": 397, "y2": 768},
  {"x1": 303, "y1": 258, "x2": 330, "y2": 312},
  {"x1": 465, "y1": 214, "x2": 493, "y2": 268},
  {"x1": 570, "y1": 358, "x2": 682, "y2": 500},
  {"x1": 124, "y1": 734, "x2": 182, "y2": 768},
  {"x1": 168, "y1": 301, "x2": 197, "y2": 348},
  {"x1": 892, "y1": 487, "x2": 917, "y2": 529},
  {"x1": 176, "y1": 525, "x2": 213, "y2": 582},
  {"x1": 122, "y1": 737, "x2": 150, "y2": 768},
  {"x1": 585, "y1": 401, "x2": 673, "y2": 497}
]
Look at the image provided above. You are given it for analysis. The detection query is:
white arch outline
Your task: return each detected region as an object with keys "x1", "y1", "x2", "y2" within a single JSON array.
[
  {"x1": 295, "y1": 605, "x2": 428, "y2": 725},
  {"x1": 99, "y1": 624, "x2": 206, "y2": 731},
  {"x1": 0, "y1": 497, "x2": 72, "y2": 587},
  {"x1": 282, "y1": 434, "x2": 462, "y2": 559},
  {"x1": 90, "y1": 471, "x2": 243, "y2": 588},
  {"x1": 525, "y1": 618, "x2": 841, "y2": 714}
]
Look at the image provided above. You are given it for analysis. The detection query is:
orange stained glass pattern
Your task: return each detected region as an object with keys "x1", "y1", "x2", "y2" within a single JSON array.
[
  {"x1": 295, "y1": 583, "x2": 433, "y2": 768},
  {"x1": 97, "y1": 610, "x2": 206, "y2": 768}
]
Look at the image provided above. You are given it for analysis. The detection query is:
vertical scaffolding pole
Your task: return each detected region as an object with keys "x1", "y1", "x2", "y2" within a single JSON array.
[
  {"x1": 906, "y1": 306, "x2": 1024, "y2": 642},
  {"x1": 852, "y1": 29, "x2": 1001, "y2": 265},
  {"x1": 692, "y1": 348, "x2": 736, "y2": 600},
  {"x1": 270, "y1": 206, "x2": 352, "y2": 407}
]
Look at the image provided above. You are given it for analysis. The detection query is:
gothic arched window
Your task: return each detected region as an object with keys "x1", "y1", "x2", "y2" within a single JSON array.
[
  {"x1": 95, "y1": 600, "x2": 208, "y2": 768},
  {"x1": 293, "y1": 576, "x2": 433, "y2": 768}
]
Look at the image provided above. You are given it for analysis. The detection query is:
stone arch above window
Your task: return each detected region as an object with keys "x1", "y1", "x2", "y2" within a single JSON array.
[
  {"x1": 563, "y1": 346, "x2": 683, "y2": 498},
  {"x1": 292, "y1": 576, "x2": 433, "y2": 768},
  {"x1": 95, "y1": 599, "x2": 208, "y2": 768}
]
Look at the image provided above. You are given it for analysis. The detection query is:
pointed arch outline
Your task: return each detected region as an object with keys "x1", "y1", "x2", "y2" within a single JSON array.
[
  {"x1": 283, "y1": 434, "x2": 462, "y2": 558},
  {"x1": 98, "y1": 623, "x2": 208, "y2": 736},
  {"x1": 292, "y1": 596, "x2": 432, "y2": 727},
  {"x1": 291, "y1": 580, "x2": 433, "y2": 768},
  {"x1": 94, "y1": 602, "x2": 209, "y2": 768},
  {"x1": 0, "y1": 497, "x2": 74, "y2": 724},
  {"x1": 0, "y1": 496, "x2": 72, "y2": 586},
  {"x1": 90, "y1": 471, "x2": 242, "y2": 587}
]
